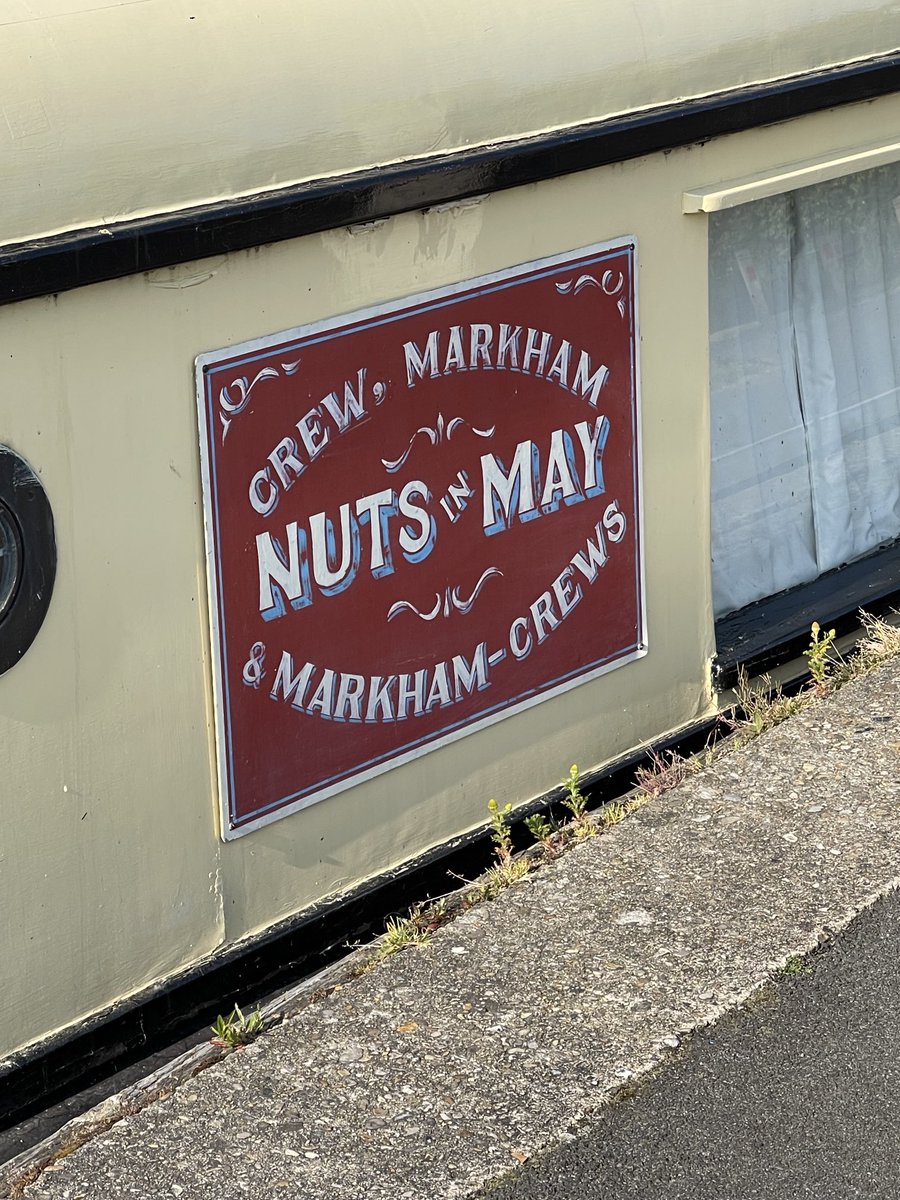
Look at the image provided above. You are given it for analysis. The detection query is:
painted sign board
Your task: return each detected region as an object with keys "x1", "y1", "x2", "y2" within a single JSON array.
[{"x1": 197, "y1": 239, "x2": 644, "y2": 837}]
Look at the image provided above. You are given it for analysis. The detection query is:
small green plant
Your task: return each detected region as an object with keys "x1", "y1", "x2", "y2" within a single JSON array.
[
  {"x1": 727, "y1": 613, "x2": 899, "y2": 742},
  {"x1": 845, "y1": 610, "x2": 900, "y2": 678},
  {"x1": 805, "y1": 620, "x2": 837, "y2": 691},
  {"x1": 689, "y1": 741, "x2": 719, "y2": 773},
  {"x1": 210, "y1": 1004, "x2": 263, "y2": 1048},
  {"x1": 488, "y1": 798, "x2": 514, "y2": 865},
  {"x1": 355, "y1": 763, "x2": 660, "y2": 978},
  {"x1": 525, "y1": 811, "x2": 554, "y2": 848},
  {"x1": 357, "y1": 911, "x2": 431, "y2": 974},
  {"x1": 573, "y1": 820, "x2": 599, "y2": 841},
  {"x1": 561, "y1": 763, "x2": 589, "y2": 825},
  {"x1": 483, "y1": 857, "x2": 531, "y2": 895},
  {"x1": 371, "y1": 914, "x2": 430, "y2": 963},
  {"x1": 731, "y1": 668, "x2": 803, "y2": 742},
  {"x1": 469, "y1": 798, "x2": 536, "y2": 897},
  {"x1": 781, "y1": 954, "x2": 813, "y2": 977},
  {"x1": 598, "y1": 795, "x2": 646, "y2": 829}
]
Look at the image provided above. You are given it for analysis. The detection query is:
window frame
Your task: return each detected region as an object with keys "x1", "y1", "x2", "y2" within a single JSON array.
[{"x1": 692, "y1": 144, "x2": 900, "y2": 687}]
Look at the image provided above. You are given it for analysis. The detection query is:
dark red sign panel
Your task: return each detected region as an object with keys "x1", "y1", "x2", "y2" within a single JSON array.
[{"x1": 197, "y1": 240, "x2": 643, "y2": 836}]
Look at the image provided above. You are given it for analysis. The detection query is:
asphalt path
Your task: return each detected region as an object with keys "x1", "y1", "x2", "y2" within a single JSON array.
[{"x1": 481, "y1": 887, "x2": 900, "y2": 1200}]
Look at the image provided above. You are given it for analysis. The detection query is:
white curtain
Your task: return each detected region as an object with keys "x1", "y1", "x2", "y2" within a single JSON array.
[{"x1": 710, "y1": 162, "x2": 900, "y2": 617}]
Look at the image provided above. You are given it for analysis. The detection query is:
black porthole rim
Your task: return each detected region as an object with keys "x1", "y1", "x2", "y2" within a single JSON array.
[
  {"x1": 0, "y1": 498, "x2": 24, "y2": 619},
  {"x1": 0, "y1": 447, "x2": 56, "y2": 675}
]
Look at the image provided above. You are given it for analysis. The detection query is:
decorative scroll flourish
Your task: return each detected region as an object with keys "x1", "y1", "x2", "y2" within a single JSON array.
[
  {"x1": 218, "y1": 359, "x2": 301, "y2": 441},
  {"x1": 387, "y1": 594, "x2": 443, "y2": 623},
  {"x1": 555, "y1": 274, "x2": 602, "y2": 296},
  {"x1": 387, "y1": 567, "x2": 503, "y2": 622},
  {"x1": 381, "y1": 412, "x2": 495, "y2": 473},
  {"x1": 556, "y1": 269, "x2": 627, "y2": 317}
]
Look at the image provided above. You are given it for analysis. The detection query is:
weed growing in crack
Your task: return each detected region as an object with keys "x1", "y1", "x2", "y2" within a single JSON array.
[
  {"x1": 598, "y1": 795, "x2": 646, "y2": 828},
  {"x1": 731, "y1": 610, "x2": 899, "y2": 746},
  {"x1": 805, "y1": 621, "x2": 838, "y2": 692},
  {"x1": 483, "y1": 857, "x2": 531, "y2": 894},
  {"x1": 780, "y1": 954, "x2": 813, "y2": 977},
  {"x1": 210, "y1": 1004, "x2": 263, "y2": 1048},
  {"x1": 524, "y1": 812, "x2": 556, "y2": 854},
  {"x1": 628, "y1": 612, "x2": 900, "y2": 811},
  {"x1": 483, "y1": 797, "x2": 533, "y2": 890},
  {"x1": 689, "y1": 742, "x2": 719, "y2": 773},
  {"x1": 369, "y1": 913, "x2": 430, "y2": 964},
  {"x1": 842, "y1": 610, "x2": 900, "y2": 678},
  {"x1": 635, "y1": 749, "x2": 690, "y2": 797},
  {"x1": 488, "y1": 798, "x2": 515, "y2": 866},
  {"x1": 561, "y1": 763, "x2": 589, "y2": 825},
  {"x1": 730, "y1": 669, "x2": 803, "y2": 743}
]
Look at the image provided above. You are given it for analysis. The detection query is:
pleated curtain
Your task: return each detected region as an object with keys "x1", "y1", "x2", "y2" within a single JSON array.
[{"x1": 709, "y1": 162, "x2": 900, "y2": 617}]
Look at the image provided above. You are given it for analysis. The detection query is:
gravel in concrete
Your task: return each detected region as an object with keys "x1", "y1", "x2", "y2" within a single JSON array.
[{"x1": 9, "y1": 658, "x2": 900, "y2": 1199}]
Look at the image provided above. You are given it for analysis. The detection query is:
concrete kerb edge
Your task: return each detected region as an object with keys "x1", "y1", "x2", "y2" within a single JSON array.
[
  {"x1": 0, "y1": 953, "x2": 363, "y2": 1198},
  {"x1": 7, "y1": 642, "x2": 900, "y2": 1198},
  {"x1": 5, "y1": 857, "x2": 899, "y2": 1200},
  {"x1": 0, "y1": 750, "x2": 694, "y2": 1194}
]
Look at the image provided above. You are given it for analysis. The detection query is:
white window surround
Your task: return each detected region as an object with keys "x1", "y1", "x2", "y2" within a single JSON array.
[{"x1": 683, "y1": 139, "x2": 900, "y2": 214}]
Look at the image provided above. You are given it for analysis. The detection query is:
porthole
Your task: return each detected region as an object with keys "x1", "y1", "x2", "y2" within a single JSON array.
[
  {"x1": 0, "y1": 502, "x2": 21, "y2": 621},
  {"x1": 0, "y1": 447, "x2": 56, "y2": 676}
]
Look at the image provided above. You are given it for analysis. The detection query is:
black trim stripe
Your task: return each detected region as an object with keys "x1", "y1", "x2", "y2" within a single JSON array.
[{"x1": 2, "y1": 52, "x2": 899, "y2": 306}]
